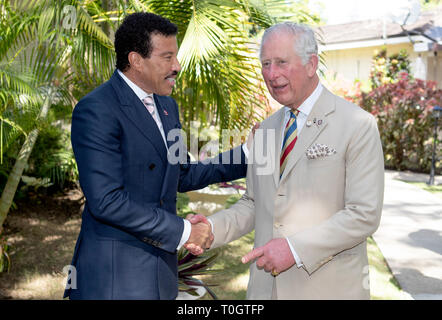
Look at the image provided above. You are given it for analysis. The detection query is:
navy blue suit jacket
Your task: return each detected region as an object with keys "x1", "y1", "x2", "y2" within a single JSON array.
[{"x1": 64, "y1": 70, "x2": 246, "y2": 299}]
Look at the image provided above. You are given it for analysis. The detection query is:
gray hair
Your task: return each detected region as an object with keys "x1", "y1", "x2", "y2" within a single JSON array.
[{"x1": 260, "y1": 22, "x2": 318, "y2": 65}]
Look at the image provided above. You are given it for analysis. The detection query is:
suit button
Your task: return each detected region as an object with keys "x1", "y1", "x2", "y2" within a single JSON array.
[{"x1": 149, "y1": 163, "x2": 155, "y2": 170}]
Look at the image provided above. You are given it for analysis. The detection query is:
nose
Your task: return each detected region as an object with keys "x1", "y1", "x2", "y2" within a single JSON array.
[
  {"x1": 264, "y1": 63, "x2": 279, "y2": 82},
  {"x1": 173, "y1": 56, "x2": 181, "y2": 73}
]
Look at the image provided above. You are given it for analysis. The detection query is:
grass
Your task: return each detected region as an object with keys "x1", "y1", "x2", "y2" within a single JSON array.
[
  {"x1": 402, "y1": 181, "x2": 442, "y2": 200},
  {"x1": 0, "y1": 190, "x2": 82, "y2": 299},
  {"x1": 199, "y1": 232, "x2": 254, "y2": 300},
  {"x1": 367, "y1": 237, "x2": 412, "y2": 300}
]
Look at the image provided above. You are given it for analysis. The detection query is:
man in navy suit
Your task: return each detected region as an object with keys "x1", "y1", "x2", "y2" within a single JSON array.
[{"x1": 64, "y1": 12, "x2": 248, "y2": 300}]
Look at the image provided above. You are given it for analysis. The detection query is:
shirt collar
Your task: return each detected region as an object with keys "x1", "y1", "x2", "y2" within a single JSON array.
[
  {"x1": 117, "y1": 69, "x2": 153, "y2": 101},
  {"x1": 284, "y1": 82, "x2": 323, "y2": 117}
]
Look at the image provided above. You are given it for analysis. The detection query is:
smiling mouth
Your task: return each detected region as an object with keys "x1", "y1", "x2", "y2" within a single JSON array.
[
  {"x1": 165, "y1": 72, "x2": 178, "y2": 85},
  {"x1": 166, "y1": 77, "x2": 176, "y2": 85},
  {"x1": 272, "y1": 84, "x2": 288, "y2": 91}
]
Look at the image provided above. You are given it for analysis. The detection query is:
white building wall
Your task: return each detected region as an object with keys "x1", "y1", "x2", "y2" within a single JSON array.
[{"x1": 320, "y1": 42, "x2": 442, "y2": 88}]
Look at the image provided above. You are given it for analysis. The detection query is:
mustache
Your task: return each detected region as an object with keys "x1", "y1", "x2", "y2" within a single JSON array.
[{"x1": 166, "y1": 71, "x2": 178, "y2": 78}]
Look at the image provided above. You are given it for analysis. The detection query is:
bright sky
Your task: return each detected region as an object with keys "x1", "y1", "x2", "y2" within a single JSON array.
[{"x1": 309, "y1": 0, "x2": 421, "y2": 25}]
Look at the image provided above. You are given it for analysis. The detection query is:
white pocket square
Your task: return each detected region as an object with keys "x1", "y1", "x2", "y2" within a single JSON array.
[{"x1": 306, "y1": 143, "x2": 337, "y2": 159}]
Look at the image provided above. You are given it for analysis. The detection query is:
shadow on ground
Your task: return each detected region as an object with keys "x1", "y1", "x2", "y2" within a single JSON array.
[{"x1": 0, "y1": 189, "x2": 83, "y2": 299}]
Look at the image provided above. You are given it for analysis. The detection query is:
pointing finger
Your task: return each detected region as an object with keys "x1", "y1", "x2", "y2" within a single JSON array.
[{"x1": 241, "y1": 246, "x2": 264, "y2": 264}]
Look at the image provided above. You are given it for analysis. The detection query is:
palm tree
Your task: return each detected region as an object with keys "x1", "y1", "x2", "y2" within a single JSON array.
[
  {"x1": 146, "y1": 0, "x2": 321, "y2": 150},
  {"x1": 88, "y1": 0, "x2": 320, "y2": 145},
  {"x1": 0, "y1": 0, "x2": 115, "y2": 233},
  {"x1": 149, "y1": 0, "x2": 276, "y2": 139}
]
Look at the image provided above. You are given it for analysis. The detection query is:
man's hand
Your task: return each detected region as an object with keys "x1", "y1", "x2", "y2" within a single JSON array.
[
  {"x1": 183, "y1": 214, "x2": 214, "y2": 255},
  {"x1": 247, "y1": 122, "x2": 260, "y2": 150},
  {"x1": 241, "y1": 238, "x2": 295, "y2": 275}
]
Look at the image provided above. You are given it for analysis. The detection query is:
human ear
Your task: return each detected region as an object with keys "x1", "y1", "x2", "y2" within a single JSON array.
[
  {"x1": 128, "y1": 52, "x2": 143, "y2": 72},
  {"x1": 306, "y1": 54, "x2": 319, "y2": 77}
]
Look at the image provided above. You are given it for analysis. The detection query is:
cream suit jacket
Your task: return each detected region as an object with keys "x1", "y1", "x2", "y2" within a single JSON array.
[{"x1": 209, "y1": 87, "x2": 385, "y2": 299}]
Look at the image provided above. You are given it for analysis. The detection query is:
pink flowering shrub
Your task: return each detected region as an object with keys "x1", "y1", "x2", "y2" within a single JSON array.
[{"x1": 354, "y1": 74, "x2": 442, "y2": 173}]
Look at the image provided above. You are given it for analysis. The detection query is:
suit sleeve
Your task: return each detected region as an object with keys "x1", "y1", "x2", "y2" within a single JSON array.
[
  {"x1": 288, "y1": 114, "x2": 384, "y2": 275},
  {"x1": 178, "y1": 146, "x2": 247, "y2": 192},
  {"x1": 207, "y1": 154, "x2": 256, "y2": 248},
  {"x1": 71, "y1": 98, "x2": 183, "y2": 253},
  {"x1": 170, "y1": 99, "x2": 247, "y2": 192}
]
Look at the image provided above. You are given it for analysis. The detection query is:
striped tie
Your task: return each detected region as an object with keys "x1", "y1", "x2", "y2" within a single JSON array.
[
  {"x1": 143, "y1": 95, "x2": 165, "y2": 133},
  {"x1": 280, "y1": 109, "x2": 299, "y2": 178},
  {"x1": 142, "y1": 95, "x2": 156, "y2": 117}
]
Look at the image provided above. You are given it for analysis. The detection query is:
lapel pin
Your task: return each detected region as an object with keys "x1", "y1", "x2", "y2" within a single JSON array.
[
  {"x1": 163, "y1": 110, "x2": 168, "y2": 116},
  {"x1": 317, "y1": 119, "x2": 323, "y2": 126},
  {"x1": 313, "y1": 118, "x2": 317, "y2": 124},
  {"x1": 306, "y1": 120, "x2": 312, "y2": 127}
]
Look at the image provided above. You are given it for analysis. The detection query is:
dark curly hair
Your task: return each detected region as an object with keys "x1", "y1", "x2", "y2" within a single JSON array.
[{"x1": 114, "y1": 12, "x2": 178, "y2": 72}]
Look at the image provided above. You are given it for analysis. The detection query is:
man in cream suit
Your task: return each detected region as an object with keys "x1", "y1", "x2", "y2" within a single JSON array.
[{"x1": 193, "y1": 22, "x2": 384, "y2": 299}]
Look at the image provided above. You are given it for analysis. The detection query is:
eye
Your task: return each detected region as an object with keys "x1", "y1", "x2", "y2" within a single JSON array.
[{"x1": 262, "y1": 61, "x2": 271, "y2": 68}]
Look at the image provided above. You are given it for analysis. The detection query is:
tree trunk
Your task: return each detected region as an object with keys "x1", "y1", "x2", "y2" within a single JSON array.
[
  {"x1": 0, "y1": 87, "x2": 54, "y2": 233},
  {"x1": 102, "y1": 0, "x2": 110, "y2": 37}
]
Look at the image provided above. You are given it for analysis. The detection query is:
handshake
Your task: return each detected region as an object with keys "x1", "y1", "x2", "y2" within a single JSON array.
[
  {"x1": 182, "y1": 213, "x2": 296, "y2": 277},
  {"x1": 183, "y1": 214, "x2": 214, "y2": 255}
]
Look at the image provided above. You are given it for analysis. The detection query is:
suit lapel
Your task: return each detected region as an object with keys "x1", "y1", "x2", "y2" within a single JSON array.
[
  {"x1": 110, "y1": 71, "x2": 168, "y2": 163},
  {"x1": 154, "y1": 94, "x2": 178, "y2": 198},
  {"x1": 279, "y1": 87, "x2": 336, "y2": 183},
  {"x1": 154, "y1": 95, "x2": 175, "y2": 149}
]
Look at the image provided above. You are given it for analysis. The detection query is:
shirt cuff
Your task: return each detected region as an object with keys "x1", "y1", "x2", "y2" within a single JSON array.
[
  {"x1": 177, "y1": 219, "x2": 191, "y2": 250},
  {"x1": 208, "y1": 218, "x2": 214, "y2": 233},
  {"x1": 286, "y1": 237, "x2": 304, "y2": 268},
  {"x1": 242, "y1": 143, "x2": 249, "y2": 159}
]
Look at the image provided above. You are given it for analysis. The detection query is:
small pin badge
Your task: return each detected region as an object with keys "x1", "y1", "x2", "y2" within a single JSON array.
[
  {"x1": 313, "y1": 118, "x2": 317, "y2": 124},
  {"x1": 306, "y1": 120, "x2": 313, "y2": 127},
  {"x1": 317, "y1": 119, "x2": 323, "y2": 126},
  {"x1": 163, "y1": 110, "x2": 168, "y2": 116}
]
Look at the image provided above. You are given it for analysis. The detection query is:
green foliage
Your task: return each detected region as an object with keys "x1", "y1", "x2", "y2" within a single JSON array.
[
  {"x1": 148, "y1": 0, "x2": 321, "y2": 137},
  {"x1": 350, "y1": 48, "x2": 442, "y2": 174},
  {"x1": 26, "y1": 125, "x2": 78, "y2": 189},
  {"x1": 369, "y1": 48, "x2": 412, "y2": 89},
  {"x1": 0, "y1": 0, "x2": 114, "y2": 222},
  {"x1": 421, "y1": 0, "x2": 442, "y2": 10},
  {"x1": 1, "y1": 0, "x2": 115, "y2": 158},
  {"x1": 0, "y1": 235, "x2": 11, "y2": 273},
  {"x1": 176, "y1": 192, "x2": 196, "y2": 218},
  {"x1": 356, "y1": 74, "x2": 442, "y2": 173},
  {"x1": 387, "y1": 50, "x2": 412, "y2": 80},
  {"x1": 1, "y1": 0, "x2": 321, "y2": 185},
  {"x1": 178, "y1": 247, "x2": 221, "y2": 299},
  {"x1": 225, "y1": 193, "x2": 242, "y2": 208}
]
